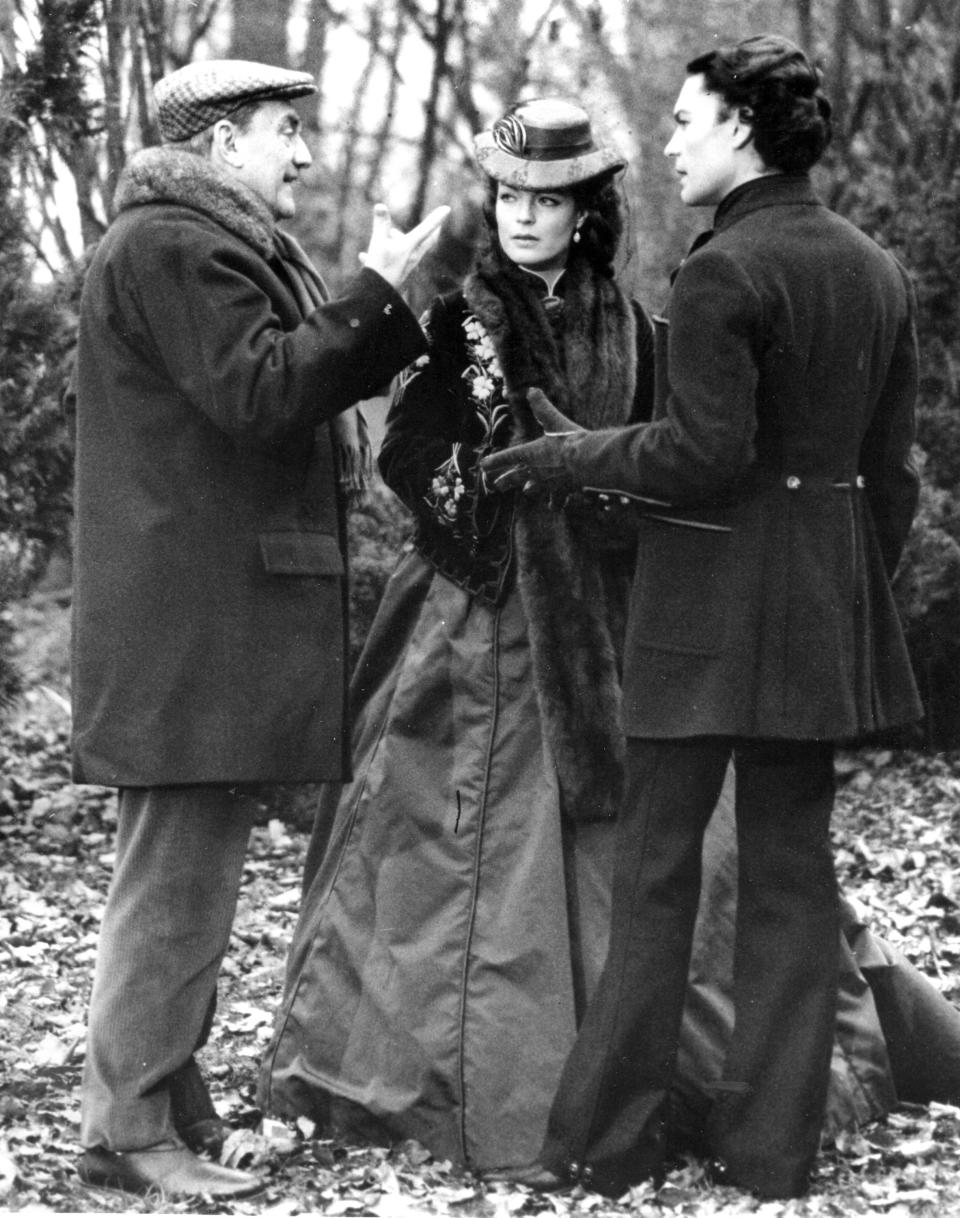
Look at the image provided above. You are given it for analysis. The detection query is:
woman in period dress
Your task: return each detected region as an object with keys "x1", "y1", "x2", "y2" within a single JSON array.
[
  {"x1": 260, "y1": 98, "x2": 656, "y2": 1171},
  {"x1": 260, "y1": 98, "x2": 960, "y2": 1176}
]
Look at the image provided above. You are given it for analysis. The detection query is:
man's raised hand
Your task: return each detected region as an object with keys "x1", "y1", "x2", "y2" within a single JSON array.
[{"x1": 360, "y1": 203, "x2": 451, "y2": 289}]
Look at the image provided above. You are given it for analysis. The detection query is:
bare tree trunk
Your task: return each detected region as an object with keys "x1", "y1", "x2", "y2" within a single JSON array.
[
  {"x1": 409, "y1": 0, "x2": 451, "y2": 226},
  {"x1": 230, "y1": 0, "x2": 291, "y2": 64},
  {"x1": 69, "y1": 142, "x2": 108, "y2": 249},
  {"x1": 364, "y1": 6, "x2": 406, "y2": 201},
  {"x1": 0, "y1": 0, "x2": 15, "y2": 71},
  {"x1": 139, "y1": 0, "x2": 167, "y2": 85},
  {"x1": 795, "y1": 0, "x2": 813, "y2": 50},
  {"x1": 825, "y1": 0, "x2": 856, "y2": 144},
  {"x1": 102, "y1": 0, "x2": 135, "y2": 220},
  {"x1": 333, "y1": 5, "x2": 382, "y2": 254},
  {"x1": 167, "y1": 0, "x2": 225, "y2": 67},
  {"x1": 301, "y1": 0, "x2": 332, "y2": 133},
  {"x1": 445, "y1": 0, "x2": 480, "y2": 135}
]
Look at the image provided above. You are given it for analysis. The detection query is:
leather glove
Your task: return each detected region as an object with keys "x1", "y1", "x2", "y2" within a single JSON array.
[{"x1": 480, "y1": 388, "x2": 584, "y2": 495}]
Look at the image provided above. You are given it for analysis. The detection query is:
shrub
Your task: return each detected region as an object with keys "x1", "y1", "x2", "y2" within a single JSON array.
[
  {"x1": 346, "y1": 479, "x2": 413, "y2": 669},
  {"x1": 893, "y1": 468, "x2": 960, "y2": 748},
  {"x1": 837, "y1": 166, "x2": 960, "y2": 746}
]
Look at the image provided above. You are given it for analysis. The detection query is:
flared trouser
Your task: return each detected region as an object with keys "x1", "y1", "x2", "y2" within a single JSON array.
[
  {"x1": 80, "y1": 785, "x2": 254, "y2": 1150},
  {"x1": 541, "y1": 736, "x2": 839, "y2": 1199}
]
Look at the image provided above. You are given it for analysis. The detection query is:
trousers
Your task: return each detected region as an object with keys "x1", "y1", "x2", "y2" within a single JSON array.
[
  {"x1": 80, "y1": 785, "x2": 255, "y2": 1150},
  {"x1": 541, "y1": 736, "x2": 839, "y2": 1199}
]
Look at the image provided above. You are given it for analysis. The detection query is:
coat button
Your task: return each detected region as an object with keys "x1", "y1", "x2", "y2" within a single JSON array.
[
  {"x1": 582, "y1": 1165, "x2": 594, "y2": 1184},
  {"x1": 786, "y1": 475, "x2": 801, "y2": 489},
  {"x1": 568, "y1": 1161, "x2": 580, "y2": 1179}
]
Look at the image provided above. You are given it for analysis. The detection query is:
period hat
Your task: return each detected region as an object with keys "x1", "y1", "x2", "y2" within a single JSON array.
[
  {"x1": 473, "y1": 97, "x2": 625, "y2": 190},
  {"x1": 154, "y1": 59, "x2": 316, "y2": 143}
]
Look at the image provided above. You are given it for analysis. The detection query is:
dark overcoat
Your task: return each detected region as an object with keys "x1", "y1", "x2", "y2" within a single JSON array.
[
  {"x1": 71, "y1": 147, "x2": 426, "y2": 787},
  {"x1": 566, "y1": 174, "x2": 922, "y2": 740}
]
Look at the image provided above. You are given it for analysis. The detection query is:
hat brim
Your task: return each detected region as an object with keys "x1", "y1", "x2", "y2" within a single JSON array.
[{"x1": 474, "y1": 131, "x2": 625, "y2": 189}]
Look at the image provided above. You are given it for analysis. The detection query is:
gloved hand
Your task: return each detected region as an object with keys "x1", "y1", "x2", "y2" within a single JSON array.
[
  {"x1": 480, "y1": 388, "x2": 583, "y2": 495},
  {"x1": 526, "y1": 387, "x2": 583, "y2": 436}
]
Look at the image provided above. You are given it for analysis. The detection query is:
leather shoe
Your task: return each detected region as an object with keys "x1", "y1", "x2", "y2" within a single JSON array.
[
  {"x1": 177, "y1": 1116, "x2": 230, "y2": 1157},
  {"x1": 705, "y1": 1157, "x2": 808, "y2": 1200},
  {"x1": 167, "y1": 1057, "x2": 229, "y2": 1157},
  {"x1": 78, "y1": 1141, "x2": 264, "y2": 1198},
  {"x1": 484, "y1": 1162, "x2": 567, "y2": 1191}
]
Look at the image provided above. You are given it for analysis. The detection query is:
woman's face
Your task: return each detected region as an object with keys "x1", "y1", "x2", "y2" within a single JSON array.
[{"x1": 495, "y1": 184, "x2": 581, "y2": 273}]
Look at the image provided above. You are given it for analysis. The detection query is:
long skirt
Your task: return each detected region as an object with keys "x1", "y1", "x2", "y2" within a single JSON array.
[{"x1": 260, "y1": 551, "x2": 960, "y2": 1170}]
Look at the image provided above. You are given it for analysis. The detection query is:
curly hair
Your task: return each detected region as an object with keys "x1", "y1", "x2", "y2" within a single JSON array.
[
  {"x1": 480, "y1": 169, "x2": 624, "y2": 278},
  {"x1": 687, "y1": 34, "x2": 832, "y2": 174}
]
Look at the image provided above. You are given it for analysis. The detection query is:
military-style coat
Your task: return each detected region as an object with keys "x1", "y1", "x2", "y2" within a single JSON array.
[
  {"x1": 71, "y1": 147, "x2": 426, "y2": 787},
  {"x1": 565, "y1": 174, "x2": 922, "y2": 740}
]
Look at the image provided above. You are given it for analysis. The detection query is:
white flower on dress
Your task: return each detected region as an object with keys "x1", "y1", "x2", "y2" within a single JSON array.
[{"x1": 424, "y1": 314, "x2": 510, "y2": 535}]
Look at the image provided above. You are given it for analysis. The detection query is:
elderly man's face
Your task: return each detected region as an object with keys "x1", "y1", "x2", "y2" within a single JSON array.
[{"x1": 230, "y1": 100, "x2": 312, "y2": 220}]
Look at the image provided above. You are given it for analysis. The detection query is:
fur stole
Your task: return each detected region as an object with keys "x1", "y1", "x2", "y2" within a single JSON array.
[
  {"x1": 114, "y1": 146, "x2": 276, "y2": 258},
  {"x1": 464, "y1": 251, "x2": 637, "y2": 822}
]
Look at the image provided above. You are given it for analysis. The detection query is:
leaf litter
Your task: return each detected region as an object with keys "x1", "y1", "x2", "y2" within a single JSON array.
[{"x1": 3, "y1": 627, "x2": 960, "y2": 1213}]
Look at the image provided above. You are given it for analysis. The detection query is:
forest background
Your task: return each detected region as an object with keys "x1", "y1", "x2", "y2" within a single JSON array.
[{"x1": 0, "y1": 0, "x2": 959, "y2": 747}]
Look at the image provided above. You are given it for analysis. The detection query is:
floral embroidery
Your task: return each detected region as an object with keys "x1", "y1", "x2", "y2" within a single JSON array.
[
  {"x1": 427, "y1": 443, "x2": 467, "y2": 525},
  {"x1": 461, "y1": 316, "x2": 510, "y2": 445},
  {"x1": 424, "y1": 314, "x2": 511, "y2": 536}
]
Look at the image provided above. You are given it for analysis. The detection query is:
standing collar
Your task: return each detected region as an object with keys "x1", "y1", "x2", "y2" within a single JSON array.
[
  {"x1": 517, "y1": 263, "x2": 566, "y2": 299},
  {"x1": 713, "y1": 173, "x2": 820, "y2": 233}
]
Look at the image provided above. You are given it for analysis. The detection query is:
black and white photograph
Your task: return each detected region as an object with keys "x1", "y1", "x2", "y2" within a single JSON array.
[{"x1": 1, "y1": 1, "x2": 959, "y2": 1213}]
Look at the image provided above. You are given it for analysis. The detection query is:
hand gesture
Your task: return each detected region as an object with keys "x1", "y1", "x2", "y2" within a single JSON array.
[
  {"x1": 360, "y1": 203, "x2": 451, "y2": 289},
  {"x1": 480, "y1": 389, "x2": 582, "y2": 495},
  {"x1": 527, "y1": 387, "x2": 583, "y2": 436}
]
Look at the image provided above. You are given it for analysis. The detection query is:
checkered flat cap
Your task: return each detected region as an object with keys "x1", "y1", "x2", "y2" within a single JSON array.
[{"x1": 155, "y1": 59, "x2": 316, "y2": 142}]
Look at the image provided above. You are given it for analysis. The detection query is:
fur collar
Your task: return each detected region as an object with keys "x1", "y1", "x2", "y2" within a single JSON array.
[
  {"x1": 464, "y1": 251, "x2": 636, "y2": 438},
  {"x1": 114, "y1": 146, "x2": 276, "y2": 259},
  {"x1": 464, "y1": 249, "x2": 638, "y2": 822}
]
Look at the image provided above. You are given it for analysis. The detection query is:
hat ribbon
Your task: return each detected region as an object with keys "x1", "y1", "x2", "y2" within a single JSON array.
[{"x1": 491, "y1": 114, "x2": 594, "y2": 162}]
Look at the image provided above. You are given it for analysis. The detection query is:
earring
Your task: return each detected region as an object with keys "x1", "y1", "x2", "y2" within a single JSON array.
[{"x1": 573, "y1": 230, "x2": 581, "y2": 244}]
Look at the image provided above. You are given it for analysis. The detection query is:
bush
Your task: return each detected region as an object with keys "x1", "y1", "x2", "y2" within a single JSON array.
[
  {"x1": 893, "y1": 467, "x2": 960, "y2": 748},
  {"x1": 0, "y1": 6, "x2": 95, "y2": 720},
  {"x1": 346, "y1": 479, "x2": 413, "y2": 669},
  {"x1": 837, "y1": 166, "x2": 960, "y2": 746},
  {"x1": 0, "y1": 551, "x2": 22, "y2": 713}
]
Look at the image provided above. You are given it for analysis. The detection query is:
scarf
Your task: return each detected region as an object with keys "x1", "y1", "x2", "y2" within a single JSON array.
[{"x1": 464, "y1": 248, "x2": 637, "y2": 821}]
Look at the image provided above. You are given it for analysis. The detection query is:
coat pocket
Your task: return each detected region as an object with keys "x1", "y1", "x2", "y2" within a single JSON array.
[
  {"x1": 628, "y1": 515, "x2": 734, "y2": 655},
  {"x1": 259, "y1": 531, "x2": 344, "y2": 576}
]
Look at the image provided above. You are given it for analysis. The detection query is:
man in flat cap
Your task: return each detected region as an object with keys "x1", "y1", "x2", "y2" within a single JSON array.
[{"x1": 71, "y1": 58, "x2": 447, "y2": 1199}]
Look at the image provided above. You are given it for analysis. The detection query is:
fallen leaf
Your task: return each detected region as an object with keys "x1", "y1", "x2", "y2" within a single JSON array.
[{"x1": 0, "y1": 1139, "x2": 17, "y2": 1199}]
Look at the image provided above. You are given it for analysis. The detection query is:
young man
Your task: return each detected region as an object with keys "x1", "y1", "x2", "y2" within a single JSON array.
[
  {"x1": 481, "y1": 34, "x2": 921, "y2": 1199},
  {"x1": 72, "y1": 59, "x2": 447, "y2": 1198}
]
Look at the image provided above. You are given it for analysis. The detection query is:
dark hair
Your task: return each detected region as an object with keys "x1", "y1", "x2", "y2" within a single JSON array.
[
  {"x1": 480, "y1": 170, "x2": 624, "y2": 277},
  {"x1": 687, "y1": 34, "x2": 832, "y2": 173}
]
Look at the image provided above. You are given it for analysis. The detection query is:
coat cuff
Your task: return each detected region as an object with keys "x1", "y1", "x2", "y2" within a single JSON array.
[{"x1": 343, "y1": 267, "x2": 429, "y2": 367}]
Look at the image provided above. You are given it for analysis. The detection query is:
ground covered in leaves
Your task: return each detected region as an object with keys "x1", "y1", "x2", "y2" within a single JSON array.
[{"x1": 2, "y1": 598, "x2": 960, "y2": 1216}]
